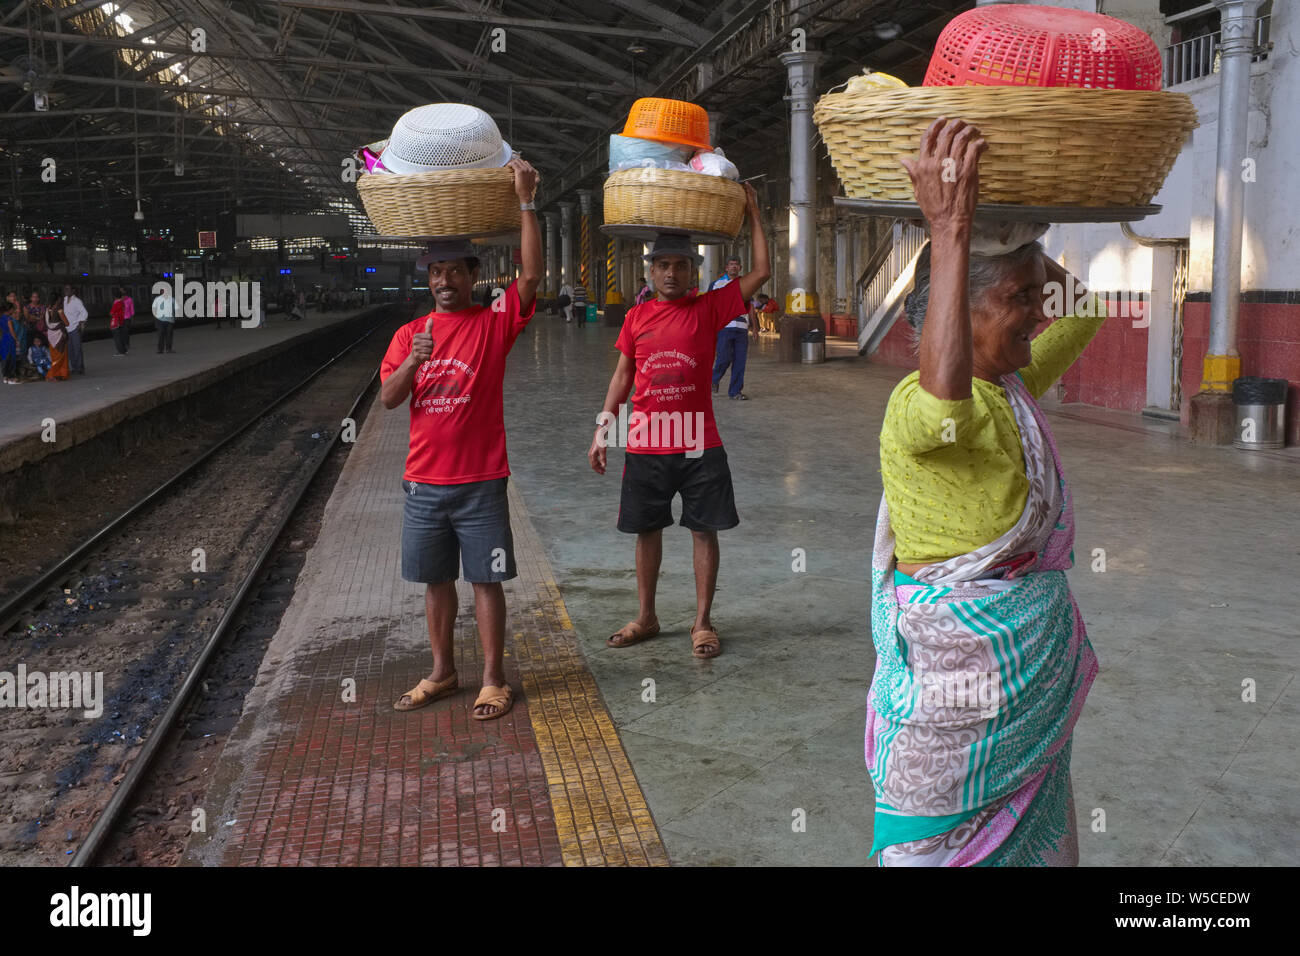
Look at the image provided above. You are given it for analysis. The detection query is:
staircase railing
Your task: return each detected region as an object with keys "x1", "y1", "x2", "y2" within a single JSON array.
[{"x1": 856, "y1": 220, "x2": 927, "y2": 355}]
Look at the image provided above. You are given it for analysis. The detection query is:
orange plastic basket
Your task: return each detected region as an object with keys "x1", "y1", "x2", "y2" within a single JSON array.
[
  {"x1": 621, "y1": 97, "x2": 712, "y2": 151},
  {"x1": 923, "y1": 4, "x2": 1163, "y2": 90}
]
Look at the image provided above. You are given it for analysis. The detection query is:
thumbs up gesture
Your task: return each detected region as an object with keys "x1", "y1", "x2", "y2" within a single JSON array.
[{"x1": 411, "y1": 317, "x2": 434, "y2": 364}]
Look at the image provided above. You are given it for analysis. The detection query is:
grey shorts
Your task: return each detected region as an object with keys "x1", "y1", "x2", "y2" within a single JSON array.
[{"x1": 400, "y1": 476, "x2": 517, "y2": 584}]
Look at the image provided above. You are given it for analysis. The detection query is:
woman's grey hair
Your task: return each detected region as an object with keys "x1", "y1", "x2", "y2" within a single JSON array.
[{"x1": 904, "y1": 239, "x2": 1043, "y2": 353}]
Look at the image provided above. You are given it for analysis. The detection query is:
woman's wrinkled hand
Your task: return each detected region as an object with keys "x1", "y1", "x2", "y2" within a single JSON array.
[{"x1": 899, "y1": 117, "x2": 987, "y2": 232}]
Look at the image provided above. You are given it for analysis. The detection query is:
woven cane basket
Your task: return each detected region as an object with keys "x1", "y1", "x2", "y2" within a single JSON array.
[
  {"x1": 603, "y1": 167, "x2": 746, "y2": 237},
  {"x1": 356, "y1": 165, "x2": 520, "y2": 238},
  {"x1": 812, "y1": 87, "x2": 1197, "y2": 207}
]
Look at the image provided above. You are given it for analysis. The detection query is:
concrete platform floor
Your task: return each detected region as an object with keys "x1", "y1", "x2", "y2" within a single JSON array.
[
  {"x1": 0, "y1": 308, "x2": 372, "y2": 456},
  {"x1": 504, "y1": 314, "x2": 1299, "y2": 866}
]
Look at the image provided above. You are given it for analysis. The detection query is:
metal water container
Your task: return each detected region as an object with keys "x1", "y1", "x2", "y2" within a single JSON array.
[
  {"x1": 801, "y1": 328, "x2": 826, "y2": 365},
  {"x1": 1232, "y1": 377, "x2": 1287, "y2": 450}
]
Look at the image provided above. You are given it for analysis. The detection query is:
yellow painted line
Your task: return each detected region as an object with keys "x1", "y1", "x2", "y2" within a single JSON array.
[{"x1": 506, "y1": 482, "x2": 669, "y2": 867}]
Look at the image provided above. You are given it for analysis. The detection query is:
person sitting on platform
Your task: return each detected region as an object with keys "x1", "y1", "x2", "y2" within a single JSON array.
[
  {"x1": 379, "y1": 155, "x2": 541, "y2": 721},
  {"x1": 27, "y1": 335, "x2": 52, "y2": 378},
  {"x1": 588, "y1": 183, "x2": 770, "y2": 660}
]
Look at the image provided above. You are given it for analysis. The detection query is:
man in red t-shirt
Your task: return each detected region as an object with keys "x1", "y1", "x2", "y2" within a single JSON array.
[
  {"x1": 379, "y1": 156, "x2": 541, "y2": 720},
  {"x1": 587, "y1": 184, "x2": 770, "y2": 659}
]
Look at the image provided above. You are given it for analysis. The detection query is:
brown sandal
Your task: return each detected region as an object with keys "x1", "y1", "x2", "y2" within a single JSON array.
[
  {"x1": 607, "y1": 619, "x2": 659, "y2": 648},
  {"x1": 472, "y1": 684, "x2": 514, "y2": 721},
  {"x1": 691, "y1": 626, "x2": 721, "y2": 659},
  {"x1": 393, "y1": 672, "x2": 458, "y2": 711}
]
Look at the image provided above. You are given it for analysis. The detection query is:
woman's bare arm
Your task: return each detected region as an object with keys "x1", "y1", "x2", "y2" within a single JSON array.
[{"x1": 899, "y1": 118, "x2": 987, "y2": 401}]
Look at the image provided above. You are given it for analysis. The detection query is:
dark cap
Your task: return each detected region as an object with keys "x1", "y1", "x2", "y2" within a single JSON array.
[
  {"x1": 417, "y1": 239, "x2": 478, "y2": 269},
  {"x1": 642, "y1": 233, "x2": 703, "y2": 265}
]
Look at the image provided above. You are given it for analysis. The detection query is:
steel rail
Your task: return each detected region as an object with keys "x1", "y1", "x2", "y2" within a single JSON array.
[
  {"x1": 68, "y1": 345, "x2": 383, "y2": 866},
  {"x1": 0, "y1": 308, "x2": 388, "y2": 636}
]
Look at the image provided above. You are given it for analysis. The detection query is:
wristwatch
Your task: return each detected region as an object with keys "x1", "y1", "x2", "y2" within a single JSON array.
[{"x1": 520, "y1": 201, "x2": 536, "y2": 211}]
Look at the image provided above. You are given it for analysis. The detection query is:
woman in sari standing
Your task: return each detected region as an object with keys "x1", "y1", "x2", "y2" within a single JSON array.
[
  {"x1": 43, "y1": 303, "x2": 69, "y2": 380},
  {"x1": 867, "y1": 118, "x2": 1102, "y2": 866}
]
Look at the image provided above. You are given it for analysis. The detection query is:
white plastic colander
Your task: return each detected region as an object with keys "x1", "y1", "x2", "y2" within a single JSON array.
[{"x1": 379, "y1": 103, "x2": 512, "y2": 173}]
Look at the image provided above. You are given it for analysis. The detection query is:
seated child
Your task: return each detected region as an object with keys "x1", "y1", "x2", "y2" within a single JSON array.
[{"x1": 28, "y1": 337, "x2": 52, "y2": 377}]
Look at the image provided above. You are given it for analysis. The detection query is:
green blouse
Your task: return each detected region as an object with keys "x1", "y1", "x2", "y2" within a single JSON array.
[{"x1": 879, "y1": 305, "x2": 1106, "y2": 564}]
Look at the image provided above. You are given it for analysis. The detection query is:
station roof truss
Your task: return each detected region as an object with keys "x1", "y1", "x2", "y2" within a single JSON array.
[{"x1": 0, "y1": 0, "x2": 970, "y2": 245}]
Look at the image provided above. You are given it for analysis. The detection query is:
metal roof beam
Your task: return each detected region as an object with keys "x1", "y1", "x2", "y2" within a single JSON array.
[
  {"x1": 598, "y1": 0, "x2": 715, "y2": 45},
  {"x1": 274, "y1": 0, "x2": 695, "y2": 44},
  {"x1": 0, "y1": 26, "x2": 626, "y2": 92}
]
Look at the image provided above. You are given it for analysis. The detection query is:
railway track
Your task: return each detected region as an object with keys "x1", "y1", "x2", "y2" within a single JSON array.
[{"x1": 0, "y1": 308, "x2": 404, "y2": 866}]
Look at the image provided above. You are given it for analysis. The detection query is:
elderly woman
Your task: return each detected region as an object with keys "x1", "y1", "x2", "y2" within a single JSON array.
[{"x1": 866, "y1": 118, "x2": 1102, "y2": 867}]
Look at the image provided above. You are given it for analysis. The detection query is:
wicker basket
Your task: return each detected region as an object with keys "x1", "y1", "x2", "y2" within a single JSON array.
[
  {"x1": 356, "y1": 165, "x2": 520, "y2": 238},
  {"x1": 812, "y1": 86, "x2": 1197, "y2": 207},
  {"x1": 603, "y1": 167, "x2": 746, "y2": 237}
]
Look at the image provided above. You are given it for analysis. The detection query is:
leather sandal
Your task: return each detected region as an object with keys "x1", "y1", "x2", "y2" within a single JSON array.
[
  {"x1": 393, "y1": 672, "x2": 458, "y2": 711},
  {"x1": 607, "y1": 619, "x2": 660, "y2": 648},
  {"x1": 691, "y1": 626, "x2": 721, "y2": 659},
  {"x1": 472, "y1": 684, "x2": 514, "y2": 721}
]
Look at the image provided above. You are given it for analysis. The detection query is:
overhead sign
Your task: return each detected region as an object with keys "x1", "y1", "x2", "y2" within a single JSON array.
[
  {"x1": 236, "y1": 214, "x2": 351, "y2": 239},
  {"x1": 198, "y1": 230, "x2": 217, "y2": 248}
]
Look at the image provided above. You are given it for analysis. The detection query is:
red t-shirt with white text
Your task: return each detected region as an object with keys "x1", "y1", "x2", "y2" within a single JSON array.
[
  {"x1": 380, "y1": 281, "x2": 535, "y2": 484},
  {"x1": 613, "y1": 281, "x2": 745, "y2": 454}
]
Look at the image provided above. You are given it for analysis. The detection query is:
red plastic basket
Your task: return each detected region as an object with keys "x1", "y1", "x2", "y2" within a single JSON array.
[{"x1": 923, "y1": 4, "x2": 1162, "y2": 90}]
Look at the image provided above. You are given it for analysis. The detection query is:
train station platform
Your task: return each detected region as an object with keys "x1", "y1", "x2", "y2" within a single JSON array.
[
  {"x1": 0, "y1": 307, "x2": 379, "y2": 479},
  {"x1": 189, "y1": 314, "x2": 1298, "y2": 867}
]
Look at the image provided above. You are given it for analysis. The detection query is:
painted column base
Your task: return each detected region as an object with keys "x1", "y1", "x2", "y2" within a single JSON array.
[{"x1": 1187, "y1": 391, "x2": 1238, "y2": 445}]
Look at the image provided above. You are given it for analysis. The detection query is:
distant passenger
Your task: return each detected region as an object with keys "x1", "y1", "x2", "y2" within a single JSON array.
[
  {"x1": 43, "y1": 305, "x2": 69, "y2": 380},
  {"x1": 109, "y1": 288, "x2": 131, "y2": 355},
  {"x1": 60, "y1": 284, "x2": 88, "y2": 375},
  {"x1": 379, "y1": 156, "x2": 540, "y2": 722},
  {"x1": 153, "y1": 284, "x2": 176, "y2": 353},
  {"x1": 1, "y1": 301, "x2": 21, "y2": 384},
  {"x1": 557, "y1": 281, "x2": 574, "y2": 322},
  {"x1": 23, "y1": 292, "x2": 45, "y2": 354}
]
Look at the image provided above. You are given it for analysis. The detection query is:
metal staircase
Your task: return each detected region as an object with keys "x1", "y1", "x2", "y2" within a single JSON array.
[{"x1": 856, "y1": 219, "x2": 927, "y2": 356}]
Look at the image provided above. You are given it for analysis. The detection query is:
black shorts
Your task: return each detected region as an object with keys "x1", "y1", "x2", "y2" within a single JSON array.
[{"x1": 617, "y1": 446, "x2": 739, "y2": 534}]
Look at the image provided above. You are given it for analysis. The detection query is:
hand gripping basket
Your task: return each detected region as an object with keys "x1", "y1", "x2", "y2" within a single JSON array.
[
  {"x1": 356, "y1": 165, "x2": 520, "y2": 239},
  {"x1": 812, "y1": 86, "x2": 1197, "y2": 207},
  {"x1": 603, "y1": 166, "x2": 746, "y2": 238}
]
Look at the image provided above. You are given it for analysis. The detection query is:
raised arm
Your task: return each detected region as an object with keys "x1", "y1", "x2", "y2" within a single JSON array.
[
  {"x1": 1019, "y1": 255, "x2": 1104, "y2": 398},
  {"x1": 508, "y1": 157, "x2": 542, "y2": 310},
  {"x1": 899, "y1": 118, "x2": 987, "y2": 401},
  {"x1": 736, "y1": 183, "x2": 771, "y2": 302}
]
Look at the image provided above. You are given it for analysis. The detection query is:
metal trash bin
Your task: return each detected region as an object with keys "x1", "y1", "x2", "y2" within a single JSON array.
[
  {"x1": 800, "y1": 328, "x2": 826, "y2": 365},
  {"x1": 1232, "y1": 376, "x2": 1287, "y2": 450}
]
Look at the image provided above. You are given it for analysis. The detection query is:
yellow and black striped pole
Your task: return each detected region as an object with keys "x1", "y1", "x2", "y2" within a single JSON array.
[
  {"x1": 605, "y1": 236, "x2": 621, "y2": 305},
  {"x1": 579, "y1": 216, "x2": 591, "y2": 291}
]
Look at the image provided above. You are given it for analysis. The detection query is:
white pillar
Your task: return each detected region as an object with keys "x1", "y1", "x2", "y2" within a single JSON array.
[
  {"x1": 558, "y1": 202, "x2": 575, "y2": 286},
  {"x1": 779, "y1": 48, "x2": 824, "y2": 314},
  {"x1": 543, "y1": 212, "x2": 559, "y2": 296}
]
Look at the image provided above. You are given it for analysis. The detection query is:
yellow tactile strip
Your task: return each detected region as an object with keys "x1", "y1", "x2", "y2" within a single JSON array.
[{"x1": 507, "y1": 481, "x2": 670, "y2": 867}]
